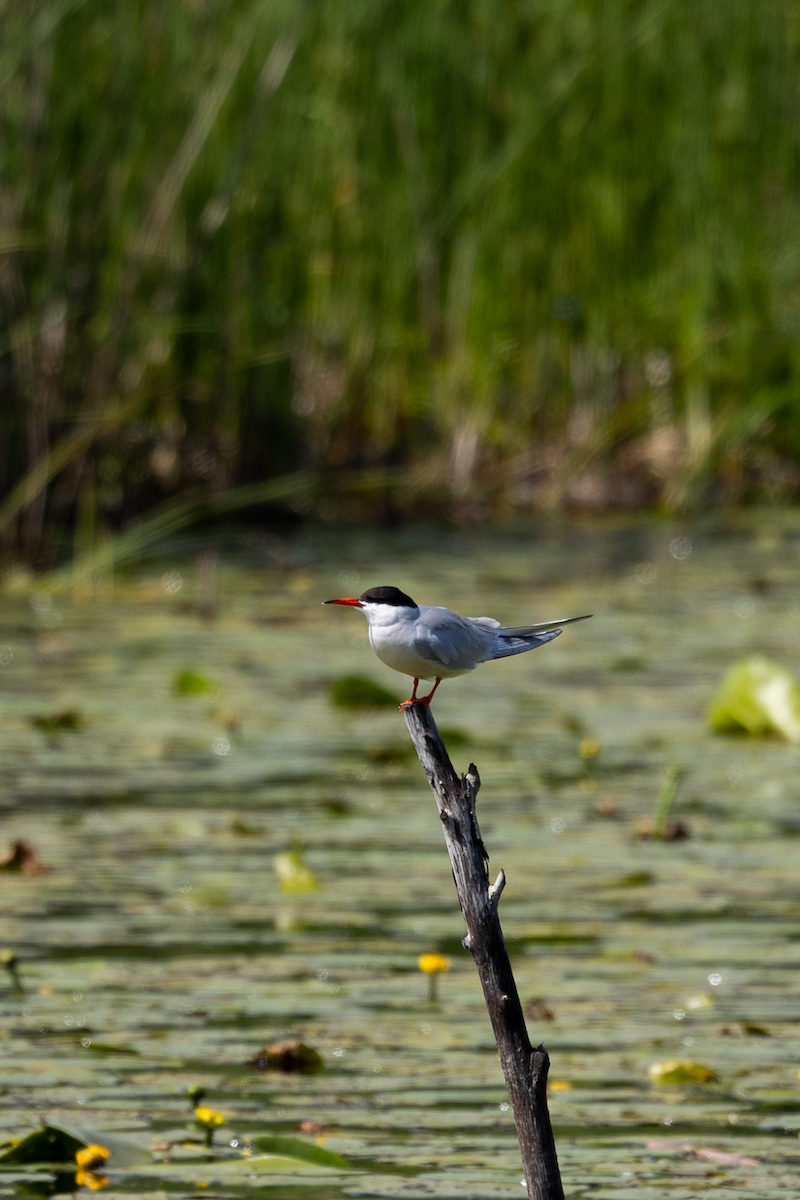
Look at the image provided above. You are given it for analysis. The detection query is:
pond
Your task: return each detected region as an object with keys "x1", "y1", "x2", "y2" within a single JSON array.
[{"x1": 1, "y1": 516, "x2": 799, "y2": 1199}]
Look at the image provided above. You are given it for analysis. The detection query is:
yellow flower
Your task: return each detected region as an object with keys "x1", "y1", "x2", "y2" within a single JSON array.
[
  {"x1": 75, "y1": 1145, "x2": 110, "y2": 1171},
  {"x1": 195, "y1": 1106, "x2": 225, "y2": 1128},
  {"x1": 418, "y1": 953, "x2": 449, "y2": 975},
  {"x1": 579, "y1": 738, "x2": 599, "y2": 759},
  {"x1": 75, "y1": 1169, "x2": 108, "y2": 1191},
  {"x1": 549, "y1": 1080, "x2": 572, "y2": 1092},
  {"x1": 194, "y1": 1105, "x2": 225, "y2": 1147}
]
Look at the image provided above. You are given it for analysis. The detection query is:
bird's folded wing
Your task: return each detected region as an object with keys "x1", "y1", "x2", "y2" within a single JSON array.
[
  {"x1": 418, "y1": 608, "x2": 496, "y2": 666},
  {"x1": 419, "y1": 638, "x2": 453, "y2": 666},
  {"x1": 499, "y1": 614, "x2": 592, "y2": 636}
]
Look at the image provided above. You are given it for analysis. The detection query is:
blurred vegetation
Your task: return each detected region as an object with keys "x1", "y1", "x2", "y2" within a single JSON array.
[
  {"x1": 330, "y1": 675, "x2": 401, "y2": 709},
  {"x1": 2, "y1": 0, "x2": 800, "y2": 566}
]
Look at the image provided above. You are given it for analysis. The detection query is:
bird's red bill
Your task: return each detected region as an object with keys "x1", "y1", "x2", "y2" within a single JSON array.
[{"x1": 324, "y1": 597, "x2": 363, "y2": 607}]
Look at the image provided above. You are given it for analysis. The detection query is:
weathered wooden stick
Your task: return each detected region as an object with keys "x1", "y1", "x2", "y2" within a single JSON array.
[{"x1": 402, "y1": 700, "x2": 564, "y2": 1200}]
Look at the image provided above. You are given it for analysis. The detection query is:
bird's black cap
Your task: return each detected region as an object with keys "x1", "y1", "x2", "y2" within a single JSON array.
[{"x1": 359, "y1": 585, "x2": 417, "y2": 608}]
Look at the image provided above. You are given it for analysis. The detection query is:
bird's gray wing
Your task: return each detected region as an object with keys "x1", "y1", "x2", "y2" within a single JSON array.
[{"x1": 416, "y1": 607, "x2": 494, "y2": 667}]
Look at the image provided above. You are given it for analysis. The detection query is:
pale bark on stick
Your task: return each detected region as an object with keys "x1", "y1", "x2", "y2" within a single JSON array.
[{"x1": 402, "y1": 700, "x2": 564, "y2": 1200}]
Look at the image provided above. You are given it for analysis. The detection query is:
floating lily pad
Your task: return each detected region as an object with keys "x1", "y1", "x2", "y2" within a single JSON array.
[
  {"x1": 0, "y1": 1124, "x2": 150, "y2": 1169},
  {"x1": 648, "y1": 1059, "x2": 718, "y2": 1084},
  {"x1": 30, "y1": 709, "x2": 82, "y2": 734},
  {"x1": 330, "y1": 675, "x2": 400, "y2": 708},
  {"x1": 610, "y1": 655, "x2": 648, "y2": 672},
  {"x1": 438, "y1": 727, "x2": 469, "y2": 748},
  {"x1": 82, "y1": 1040, "x2": 139, "y2": 1054},
  {"x1": 0, "y1": 1124, "x2": 84, "y2": 1165},
  {"x1": 173, "y1": 668, "x2": 215, "y2": 696},
  {"x1": 709, "y1": 656, "x2": 800, "y2": 742},
  {"x1": 602, "y1": 871, "x2": 654, "y2": 888},
  {"x1": 250, "y1": 1135, "x2": 349, "y2": 1168},
  {"x1": 202, "y1": 1153, "x2": 342, "y2": 1175}
]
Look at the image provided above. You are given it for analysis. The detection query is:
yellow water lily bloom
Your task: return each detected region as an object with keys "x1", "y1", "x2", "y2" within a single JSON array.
[
  {"x1": 195, "y1": 1106, "x2": 225, "y2": 1128},
  {"x1": 75, "y1": 1168, "x2": 108, "y2": 1190},
  {"x1": 418, "y1": 953, "x2": 449, "y2": 975},
  {"x1": 75, "y1": 1145, "x2": 110, "y2": 1171}
]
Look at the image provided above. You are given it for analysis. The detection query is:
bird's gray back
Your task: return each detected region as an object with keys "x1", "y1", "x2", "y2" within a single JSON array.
[{"x1": 416, "y1": 606, "x2": 496, "y2": 668}]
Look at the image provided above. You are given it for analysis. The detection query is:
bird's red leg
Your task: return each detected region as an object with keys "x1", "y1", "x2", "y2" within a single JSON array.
[
  {"x1": 419, "y1": 677, "x2": 442, "y2": 708},
  {"x1": 399, "y1": 678, "x2": 420, "y2": 709}
]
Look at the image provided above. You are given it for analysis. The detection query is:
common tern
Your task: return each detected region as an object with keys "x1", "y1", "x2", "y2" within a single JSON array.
[{"x1": 325, "y1": 585, "x2": 591, "y2": 707}]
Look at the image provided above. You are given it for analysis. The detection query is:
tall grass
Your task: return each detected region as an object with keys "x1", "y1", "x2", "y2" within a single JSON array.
[{"x1": 2, "y1": 0, "x2": 800, "y2": 563}]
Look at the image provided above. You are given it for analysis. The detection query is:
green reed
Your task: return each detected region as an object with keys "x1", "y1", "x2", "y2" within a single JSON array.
[{"x1": 2, "y1": 0, "x2": 800, "y2": 563}]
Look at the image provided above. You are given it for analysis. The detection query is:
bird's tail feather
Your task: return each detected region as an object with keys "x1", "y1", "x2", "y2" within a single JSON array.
[
  {"x1": 498, "y1": 614, "x2": 592, "y2": 637},
  {"x1": 482, "y1": 628, "x2": 561, "y2": 661}
]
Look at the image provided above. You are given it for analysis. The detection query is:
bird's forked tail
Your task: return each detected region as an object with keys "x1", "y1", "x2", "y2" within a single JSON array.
[{"x1": 483, "y1": 628, "x2": 561, "y2": 661}]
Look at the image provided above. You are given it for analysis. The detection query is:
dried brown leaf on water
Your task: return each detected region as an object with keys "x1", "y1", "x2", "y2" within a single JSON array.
[
  {"x1": 249, "y1": 1040, "x2": 324, "y2": 1073},
  {"x1": 635, "y1": 816, "x2": 690, "y2": 841},
  {"x1": 0, "y1": 840, "x2": 47, "y2": 874},
  {"x1": 296, "y1": 1120, "x2": 327, "y2": 1136},
  {"x1": 524, "y1": 997, "x2": 555, "y2": 1021},
  {"x1": 646, "y1": 1140, "x2": 759, "y2": 1167}
]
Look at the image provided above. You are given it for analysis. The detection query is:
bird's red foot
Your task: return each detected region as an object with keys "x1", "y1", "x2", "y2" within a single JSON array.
[
  {"x1": 399, "y1": 679, "x2": 421, "y2": 710},
  {"x1": 418, "y1": 677, "x2": 442, "y2": 708}
]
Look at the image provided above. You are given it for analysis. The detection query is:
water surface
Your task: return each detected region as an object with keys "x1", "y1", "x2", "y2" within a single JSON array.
[{"x1": 1, "y1": 518, "x2": 799, "y2": 1198}]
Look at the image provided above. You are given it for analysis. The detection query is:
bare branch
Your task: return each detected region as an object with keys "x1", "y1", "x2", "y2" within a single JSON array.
[{"x1": 401, "y1": 701, "x2": 564, "y2": 1200}]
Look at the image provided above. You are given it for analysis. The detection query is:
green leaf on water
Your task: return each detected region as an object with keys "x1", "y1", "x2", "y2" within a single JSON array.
[
  {"x1": 709, "y1": 656, "x2": 800, "y2": 742},
  {"x1": 602, "y1": 871, "x2": 654, "y2": 888},
  {"x1": 438, "y1": 727, "x2": 469, "y2": 748},
  {"x1": 330, "y1": 675, "x2": 400, "y2": 708},
  {"x1": 83, "y1": 1040, "x2": 139, "y2": 1054},
  {"x1": 610, "y1": 655, "x2": 648, "y2": 672},
  {"x1": 173, "y1": 669, "x2": 215, "y2": 696},
  {"x1": 648, "y1": 1059, "x2": 718, "y2": 1084},
  {"x1": 208, "y1": 1153, "x2": 343, "y2": 1175},
  {"x1": 0, "y1": 1124, "x2": 84, "y2": 1165},
  {"x1": 0, "y1": 1123, "x2": 151, "y2": 1169},
  {"x1": 250, "y1": 1135, "x2": 349, "y2": 1168},
  {"x1": 273, "y1": 846, "x2": 319, "y2": 893},
  {"x1": 30, "y1": 710, "x2": 82, "y2": 734}
]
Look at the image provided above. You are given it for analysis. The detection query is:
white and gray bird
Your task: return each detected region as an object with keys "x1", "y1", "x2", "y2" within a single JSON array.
[{"x1": 325, "y1": 585, "x2": 591, "y2": 707}]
